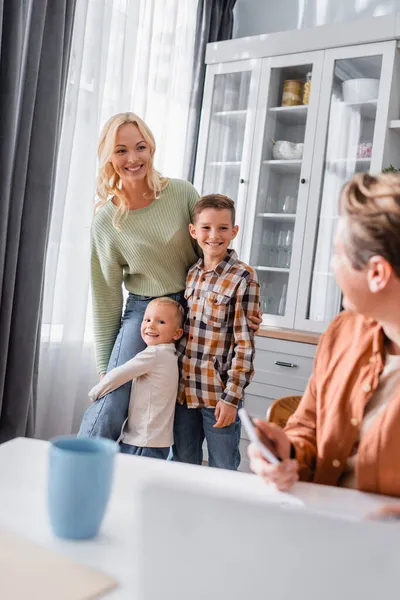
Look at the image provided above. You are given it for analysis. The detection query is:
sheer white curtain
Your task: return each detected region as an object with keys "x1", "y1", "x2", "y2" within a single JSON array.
[{"x1": 36, "y1": 0, "x2": 198, "y2": 440}]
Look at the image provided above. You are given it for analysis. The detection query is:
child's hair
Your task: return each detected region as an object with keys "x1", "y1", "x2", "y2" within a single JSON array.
[
  {"x1": 192, "y1": 194, "x2": 235, "y2": 225},
  {"x1": 147, "y1": 297, "x2": 184, "y2": 327},
  {"x1": 340, "y1": 172, "x2": 400, "y2": 277}
]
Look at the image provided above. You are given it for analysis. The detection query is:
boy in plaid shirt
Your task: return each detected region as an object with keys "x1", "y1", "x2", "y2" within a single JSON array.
[{"x1": 173, "y1": 194, "x2": 260, "y2": 470}]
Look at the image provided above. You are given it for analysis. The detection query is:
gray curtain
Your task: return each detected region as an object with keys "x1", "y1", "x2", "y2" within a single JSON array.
[
  {"x1": 0, "y1": 0, "x2": 77, "y2": 442},
  {"x1": 184, "y1": 0, "x2": 237, "y2": 182}
]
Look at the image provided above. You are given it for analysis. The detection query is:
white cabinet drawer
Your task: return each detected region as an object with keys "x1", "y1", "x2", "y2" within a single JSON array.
[
  {"x1": 242, "y1": 383, "x2": 303, "y2": 441},
  {"x1": 253, "y1": 337, "x2": 316, "y2": 392}
]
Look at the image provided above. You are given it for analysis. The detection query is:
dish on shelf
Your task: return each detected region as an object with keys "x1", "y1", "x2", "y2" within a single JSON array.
[
  {"x1": 342, "y1": 78, "x2": 379, "y2": 103},
  {"x1": 272, "y1": 141, "x2": 304, "y2": 160},
  {"x1": 357, "y1": 142, "x2": 372, "y2": 158}
]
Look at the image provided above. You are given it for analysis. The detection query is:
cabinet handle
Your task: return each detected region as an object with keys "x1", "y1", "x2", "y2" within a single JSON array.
[
  {"x1": 239, "y1": 178, "x2": 245, "y2": 184},
  {"x1": 275, "y1": 360, "x2": 298, "y2": 368},
  {"x1": 300, "y1": 178, "x2": 306, "y2": 184}
]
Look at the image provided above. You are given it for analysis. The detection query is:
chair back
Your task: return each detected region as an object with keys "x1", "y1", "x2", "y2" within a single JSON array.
[{"x1": 267, "y1": 395, "x2": 301, "y2": 428}]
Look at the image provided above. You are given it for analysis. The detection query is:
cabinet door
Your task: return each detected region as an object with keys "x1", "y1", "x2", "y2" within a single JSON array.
[
  {"x1": 193, "y1": 60, "x2": 261, "y2": 252},
  {"x1": 240, "y1": 51, "x2": 324, "y2": 328},
  {"x1": 295, "y1": 41, "x2": 396, "y2": 333}
]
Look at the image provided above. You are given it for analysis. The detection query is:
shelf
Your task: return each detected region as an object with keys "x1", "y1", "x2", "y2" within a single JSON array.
[
  {"x1": 262, "y1": 160, "x2": 302, "y2": 174},
  {"x1": 389, "y1": 119, "x2": 400, "y2": 130},
  {"x1": 257, "y1": 213, "x2": 296, "y2": 219},
  {"x1": 255, "y1": 266, "x2": 290, "y2": 273},
  {"x1": 328, "y1": 158, "x2": 370, "y2": 164},
  {"x1": 207, "y1": 161, "x2": 241, "y2": 167},
  {"x1": 213, "y1": 109, "x2": 247, "y2": 117},
  {"x1": 268, "y1": 105, "x2": 308, "y2": 125},
  {"x1": 341, "y1": 99, "x2": 377, "y2": 120},
  {"x1": 326, "y1": 158, "x2": 370, "y2": 172}
]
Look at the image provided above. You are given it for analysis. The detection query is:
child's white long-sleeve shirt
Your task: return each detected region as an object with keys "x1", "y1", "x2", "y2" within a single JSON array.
[{"x1": 88, "y1": 343, "x2": 178, "y2": 447}]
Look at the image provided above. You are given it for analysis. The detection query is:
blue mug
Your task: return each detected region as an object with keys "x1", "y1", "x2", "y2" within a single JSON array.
[{"x1": 48, "y1": 436, "x2": 119, "y2": 540}]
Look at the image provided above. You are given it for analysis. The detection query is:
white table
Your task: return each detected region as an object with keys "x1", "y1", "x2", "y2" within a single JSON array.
[{"x1": 0, "y1": 437, "x2": 399, "y2": 599}]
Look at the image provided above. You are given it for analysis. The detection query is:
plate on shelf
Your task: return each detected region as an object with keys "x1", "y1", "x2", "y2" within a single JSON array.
[
  {"x1": 268, "y1": 105, "x2": 308, "y2": 126},
  {"x1": 263, "y1": 160, "x2": 302, "y2": 174}
]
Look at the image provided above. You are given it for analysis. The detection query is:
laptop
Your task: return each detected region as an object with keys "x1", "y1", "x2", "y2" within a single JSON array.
[{"x1": 137, "y1": 479, "x2": 400, "y2": 600}]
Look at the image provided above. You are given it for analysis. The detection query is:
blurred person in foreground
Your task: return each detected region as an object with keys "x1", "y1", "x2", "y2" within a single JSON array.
[{"x1": 248, "y1": 172, "x2": 400, "y2": 518}]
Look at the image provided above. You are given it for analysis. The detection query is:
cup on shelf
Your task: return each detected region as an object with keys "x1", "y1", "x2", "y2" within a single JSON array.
[
  {"x1": 277, "y1": 230, "x2": 286, "y2": 267},
  {"x1": 281, "y1": 196, "x2": 297, "y2": 214},
  {"x1": 267, "y1": 230, "x2": 279, "y2": 267},
  {"x1": 273, "y1": 228, "x2": 294, "y2": 268},
  {"x1": 265, "y1": 282, "x2": 278, "y2": 315},
  {"x1": 278, "y1": 283, "x2": 288, "y2": 316},
  {"x1": 284, "y1": 230, "x2": 293, "y2": 268},
  {"x1": 264, "y1": 196, "x2": 275, "y2": 213}
]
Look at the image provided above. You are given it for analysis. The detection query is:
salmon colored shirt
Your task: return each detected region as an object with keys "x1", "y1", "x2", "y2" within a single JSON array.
[{"x1": 285, "y1": 311, "x2": 400, "y2": 497}]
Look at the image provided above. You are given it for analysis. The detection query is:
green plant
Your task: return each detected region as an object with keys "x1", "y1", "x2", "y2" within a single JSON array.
[{"x1": 382, "y1": 164, "x2": 400, "y2": 173}]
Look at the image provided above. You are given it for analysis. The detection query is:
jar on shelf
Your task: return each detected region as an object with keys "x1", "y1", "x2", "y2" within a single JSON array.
[
  {"x1": 302, "y1": 72, "x2": 312, "y2": 105},
  {"x1": 281, "y1": 80, "x2": 303, "y2": 106}
]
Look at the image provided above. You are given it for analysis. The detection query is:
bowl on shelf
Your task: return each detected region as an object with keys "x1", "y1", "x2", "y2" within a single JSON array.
[
  {"x1": 342, "y1": 78, "x2": 379, "y2": 103},
  {"x1": 272, "y1": 141, "x2": 304, "y2": 160}
]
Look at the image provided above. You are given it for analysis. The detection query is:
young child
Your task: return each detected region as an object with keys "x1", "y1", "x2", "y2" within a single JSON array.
[
  {"x1": 173, "y1": 194, "x2": 260, "y2": 470},
  {"x1": 88, "y1": 297, "x2": 184, "y2": 459}
]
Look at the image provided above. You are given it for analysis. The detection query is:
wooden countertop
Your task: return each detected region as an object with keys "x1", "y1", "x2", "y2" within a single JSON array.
[{"x1": 257, "y1": 326, "x2": 320, "y2": 345}]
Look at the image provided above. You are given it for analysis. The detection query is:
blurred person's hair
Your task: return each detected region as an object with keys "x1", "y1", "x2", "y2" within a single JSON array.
[{"x1": 340, "y1": 172, "x2": 400, "y2": 277}]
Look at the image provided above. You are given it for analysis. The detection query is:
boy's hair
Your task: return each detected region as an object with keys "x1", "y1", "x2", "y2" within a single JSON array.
[
  {"x1": 340, "y1": 173, "x2": 400, "y2": 277},
  {"x1": 147, "y1": 297, "x2": 184, "y2": 327},
  {"x1": 192, "y1": 194, "x2": 235, "y2": 225}
]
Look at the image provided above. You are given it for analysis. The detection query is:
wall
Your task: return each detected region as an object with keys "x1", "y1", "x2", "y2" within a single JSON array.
[{"x1": 233, "y1": 0, "x2": 400, "y2": 38}]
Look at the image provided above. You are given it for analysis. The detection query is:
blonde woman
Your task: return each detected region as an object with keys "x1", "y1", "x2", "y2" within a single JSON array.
[
  {"x1": 79, "y1": 112, "x2": 261, "y2": 440},
  {"x1": 78, "y1": 112, "x2": 200, "y2": 439},
  {"x1": 248, "y1": 173, "x2": 400, "y2": 507}
]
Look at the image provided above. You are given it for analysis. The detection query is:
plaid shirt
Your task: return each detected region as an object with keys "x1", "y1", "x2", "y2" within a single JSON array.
[{"x1": 177, "y1": 249, "x2": 260, "y2": 409}]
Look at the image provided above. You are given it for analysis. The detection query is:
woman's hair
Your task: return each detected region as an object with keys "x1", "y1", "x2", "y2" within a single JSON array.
[
  {"x1": 340, "y1": 172, "x2": 400, "y2": 277},
  {"x1": 95, "y1": 112, "x2": 168, "y2": 228}
]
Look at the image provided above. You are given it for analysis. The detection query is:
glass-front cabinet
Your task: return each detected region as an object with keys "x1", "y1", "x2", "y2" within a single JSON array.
[
  {"x1": 240, "y1": 51, "x2": 324, "y2": 328},
  {"x1": 194, "y1": 60, "x2": 261, "y2": 245},
  {"x1": 194, "y1": 40, "x2": 397, "y2": 333},
  {"x1": 295, "y1": 42, "x2": 394, "y2": 332}
]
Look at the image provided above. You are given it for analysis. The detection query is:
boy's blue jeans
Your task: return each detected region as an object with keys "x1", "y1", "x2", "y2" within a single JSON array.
[
  {"x1": 172, "y1": 400, "x2": 242, "y2": 470},
  {"x1": 78, "y1": 291, "x2": 185, "y2": 440}
]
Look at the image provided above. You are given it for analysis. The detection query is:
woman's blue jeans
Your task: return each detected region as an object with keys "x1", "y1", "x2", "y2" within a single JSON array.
[{"x1": 78, "y1": 291, "x2": 185, "y2": 440}]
